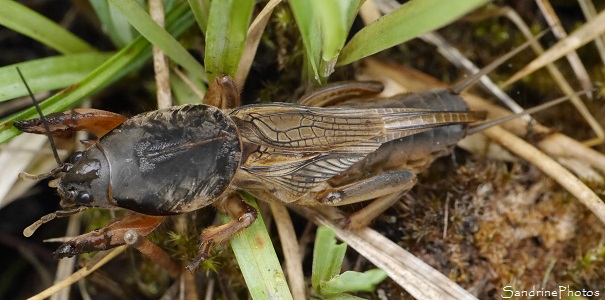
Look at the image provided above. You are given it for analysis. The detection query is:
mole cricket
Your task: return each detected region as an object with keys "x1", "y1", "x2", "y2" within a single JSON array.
[{"x1": 13, "y1": 33, "x2": 576, "y2": 271}]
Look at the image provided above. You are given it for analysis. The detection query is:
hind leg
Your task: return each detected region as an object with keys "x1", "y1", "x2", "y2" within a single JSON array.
[
  {"x1": 296, "y1": 170, "x2": 417, "y2": 229},
  {"x1": 308, "y1": 170, "x2": 416, "y2": 207}
]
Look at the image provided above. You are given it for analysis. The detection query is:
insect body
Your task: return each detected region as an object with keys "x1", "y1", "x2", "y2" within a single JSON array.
[
  {"x1": 15, "y1": 76, "x2": 488, "y2": 269},
  {"x1": 18, "y1": 87, "x2": 480, "y2": 208},
  {"x1": 16, "y1": 35, "x2": 565, "y2": 270}
]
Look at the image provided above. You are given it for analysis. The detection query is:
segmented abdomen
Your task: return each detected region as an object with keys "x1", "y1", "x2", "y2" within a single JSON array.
[{"x1": 329, "y1": 89, "x2": 479, "y2": 186}]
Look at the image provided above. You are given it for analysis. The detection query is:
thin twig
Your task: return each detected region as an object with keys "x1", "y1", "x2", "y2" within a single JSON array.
[
  {"x1": 577, "y1": 0, "x2": 605, "y2": 65},
  {"x1": 535, "y1": 0, "x2": 593, "y2": 98},
  {"x1": 269, "y1": 203, "x2": 306, "y2": 300},
  {"x1": 173, "y1": 67, "x2": 205, "y2": 100},
  {"x1": 292, "y1": 206, "x2": 478, "y2": 300},
  {"x1": 483, "y1": 126, "x2": 605, "y2": 225},
  {"x1": 504, "y1": 8, "x2": 605, "y2": 88},
  {"x1": 359, "y1": 0, "x2": 382, "y2": 25},
  {"x1": 204, "y1": 278, "x2": 215, "y2": 300},
  {"x1": 421, "y1": 32, "x2": 527, "y2": 117},
  {"x1": 50, "y1": 214, "x2": 80, "y2": 300},
  {"x1": 235, "y1": 0, "x2": 283, "y2": 88},
  {"x1": 182, "y1": 270, "x2": 199, "y2": 300},
  {"x1": 379, "y1": 0, "x2": 605, "y2": 147},
  {"x1": 27, "y1": 246, "x2": 127, "y2": 300},
  {"x1": 150, "y1": 0, "x2": 172, "y2": 109},
  {"x1": 492, "y1": 6, "x2": 602, "y2": 146}
]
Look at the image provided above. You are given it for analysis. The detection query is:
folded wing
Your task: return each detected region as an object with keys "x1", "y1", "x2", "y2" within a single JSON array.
[{"x1": 229, "y1": 103, "x2": 485, "y2": 200}]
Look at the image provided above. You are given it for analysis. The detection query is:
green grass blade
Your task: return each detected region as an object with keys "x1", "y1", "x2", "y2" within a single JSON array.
[
  {"x1": 89, "y1": 0, "x2": 138, "y2": 47},
  {"x1": 290, "y1": 1, "x2": 361, "y2": 82},
  {"x1": 0, "y1": 53, "x2": 114, "y2": 102},
  {"x1": 312, "y1": 226, "x2": 347, "y2": 295},
  {"x1": 108, "y1": 0, "x2": 206, "y2": 82},
  {"x1": 325, "y1": 294, "x2": 365, "y2": 300},
  {"x1": 337, "y1": 0, "x2": 488, "y2": 66},
  {"x1": 221, "y1": 193, "x2": 293, "y2": 300},
  {"x1": 205, "y1": 0, "x2": 255, "y2": 81},
  {"x1": 318, "y1": 0, "x2": 353, "y2": 62},
  {"x1": 187, "y1": 0, "x2": 211, "y2": 36},
  {"x1": 0, "y1": 1, "x2": 95, "y2": 54},
  {"x1": 289, "y1": 0, "x2": 321, "y2": 83},
  {"x1": 311, "y1": 227, "x2": 386, "y2": 298},
  {"x1": 312, "y1": 0, "x2": 361, "y2": 77},
  {"x1": 0, "y1": 2, "x2": 195, "y2": 144},
  {"x1": 321, "y1": 269, "x2": 387, "y2": 295}
]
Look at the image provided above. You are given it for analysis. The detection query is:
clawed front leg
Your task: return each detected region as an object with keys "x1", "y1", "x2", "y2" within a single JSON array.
[
  {"x1": 14, "y1": 108, "x2": 127, "y2": 139},
  {"x1": 54, "y1": 213, "x2": 165, "y2": 258},
  {"x1": 186, "y1": 193, "x2": 258, "y2": 272}
]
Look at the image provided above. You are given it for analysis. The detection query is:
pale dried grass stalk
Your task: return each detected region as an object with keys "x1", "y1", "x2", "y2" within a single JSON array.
[
  {"x1": 150, "y1": 0, "x2": 172, "y2": 109},
  {"x1": 483, "y1": 126, "x2": 605, "y2": 225},
  {"x1": 464, "y1": 6, "x2": 603, "y2": 145},
  {"x1": 28, "y1": 246, "x2": 127, "y2": 300},
  {"x1": 535, "y1": 0, "x2": 593, "y2": 97},
  {"x1": 235, "y1": 0, "x2": 283, "y2": 88},
  {"x1": 269, "y1": 203, "x2": 306, "y2": 300},
  {"x1": 504, "y1": 8, "x2": 605, "y2": 88},
  {"x1": 292, "y1": 206, "x2": 478, "y2": 300},
  {"x1": 577, "y1": 0, "x2": 605, "y2": 64}
]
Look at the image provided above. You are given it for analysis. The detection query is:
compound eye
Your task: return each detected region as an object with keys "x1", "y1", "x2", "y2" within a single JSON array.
[
  {"x1": 75, "y1": 192, "x2": 92, "y2": 204},
  {"x1": 69, "y1": 151, "x2": 83, "y2": 164}
]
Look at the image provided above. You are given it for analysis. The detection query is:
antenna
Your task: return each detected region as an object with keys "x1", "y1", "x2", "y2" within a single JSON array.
[
  {"x1": 466, "y1": 89, "x2": 591, "y2": 135},
  {"x1": 16, "y1": 67, "x2": 63, "y2": 166},
  {"x1": 450, "y1": 29, "x2": 550, "y2": 94}
]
